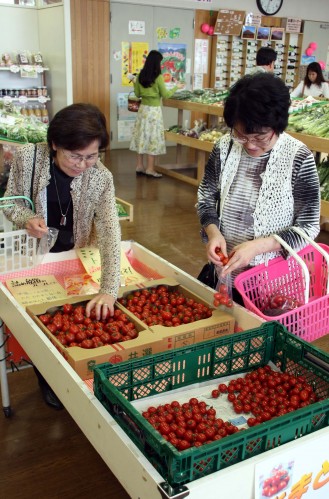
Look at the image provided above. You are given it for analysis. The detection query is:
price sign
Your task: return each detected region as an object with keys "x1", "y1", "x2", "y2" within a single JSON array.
[
  {"x1": 18, "y1": 95, "x2": 28, "y2": 104},
  {"x1": 9, "y1": 64, "x2": 20, "y2": 74},
  {"x1": 38, "y1": 96, "x2": 47, "y2": 104}
]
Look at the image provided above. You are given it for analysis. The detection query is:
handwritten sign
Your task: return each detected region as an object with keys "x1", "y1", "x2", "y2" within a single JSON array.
[
  {"x1": 283, "y1": 18, "x2": 302, "y2": 33},
  {"x1": 76, "y1": 247, "x2": 146, "y2": 287},
  {"x1": 76, "y1": 247, "x2": 101, "y2": 284},
  {"x1": 214, "y1": 9, "x2": 245, "y2": 36},
  {"x1": 6, "y1": 275, "x2": 67, "y2": 307}
]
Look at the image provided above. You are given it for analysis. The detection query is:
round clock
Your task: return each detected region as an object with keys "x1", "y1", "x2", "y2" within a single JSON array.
[{"x1": 256, "y1": 0, "x2": 283, "y2": 16}]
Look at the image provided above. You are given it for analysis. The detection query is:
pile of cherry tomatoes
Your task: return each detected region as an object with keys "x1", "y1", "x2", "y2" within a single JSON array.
[
  {"x1": 212, "y1": 365, "x2": 318, "y2": 426},
  {"x1": 142, "y1": 397, "x2": 239, "y2": 451},
  {"x1": 118, "y1": 284, "x2": 213, "y2": 327},
  {"x1": 38, "y1": 303, "x2": 139, "y2": 349}
]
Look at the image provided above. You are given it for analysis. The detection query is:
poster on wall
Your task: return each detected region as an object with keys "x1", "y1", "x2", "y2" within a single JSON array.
[
  {"x1": 121, "y1": 42, "x2": 149, "y2": 86},
  {"x1": 128, "y1": 20, "x2": 145, "y2": 35},
  {"x1": 194, "y1": 39, "x2": 208, "y2": 74},
  {"x1": 158, "y1": 43, "x2": 187, "y2": 85}
]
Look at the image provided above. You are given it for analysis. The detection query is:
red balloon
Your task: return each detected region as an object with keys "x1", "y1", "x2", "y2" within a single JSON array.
[
  {"x1": 201, "y1": 23, "x2": 210, "y2": 34},
  {"x1": 208, "y1": 26, "x2": 214, "y2": 36}
]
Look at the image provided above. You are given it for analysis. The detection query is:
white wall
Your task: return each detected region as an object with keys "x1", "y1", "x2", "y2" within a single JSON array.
[
  {"x1": 113, "y1": 0, "x2": 329, "y2": 23},
  {"x1": 0, "y1": 5, "x2": 39, "y2": 52},
  {"x1": 38, "y1": 4, "x2": 68, "y2": 115}
]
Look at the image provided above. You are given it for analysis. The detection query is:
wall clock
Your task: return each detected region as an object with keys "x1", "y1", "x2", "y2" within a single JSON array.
[{"x1": 256, "y1": 0, "x2": 283, "y2": 16}]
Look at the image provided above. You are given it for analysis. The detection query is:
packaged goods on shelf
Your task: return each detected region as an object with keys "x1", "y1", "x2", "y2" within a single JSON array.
[{"x1": 0, "y1": 109, "x2": 47, "y2": 143}]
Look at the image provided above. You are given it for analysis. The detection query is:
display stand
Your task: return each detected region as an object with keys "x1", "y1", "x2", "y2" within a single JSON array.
[
  {"x1": 158, "y1": 99, "x2": 223, "y2": 186},
  {"x1": 1, "y1": 241, "x2": 329, "y2": 498}
]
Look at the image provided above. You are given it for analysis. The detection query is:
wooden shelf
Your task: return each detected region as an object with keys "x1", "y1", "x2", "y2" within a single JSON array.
[
  {"x1": 286, "y1": 131, "x2": 329, "y2": 155},
  {"x1": 165, "y1": 131, "x2": 213, "y2": 152},
  {"x1": 163, "y1": 98, "x2": 224, "y2": 116}
]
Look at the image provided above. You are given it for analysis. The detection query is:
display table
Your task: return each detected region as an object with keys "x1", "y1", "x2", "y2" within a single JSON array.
[{"x1": 1, "y1": 241, "x2": 329, "y2": 498}]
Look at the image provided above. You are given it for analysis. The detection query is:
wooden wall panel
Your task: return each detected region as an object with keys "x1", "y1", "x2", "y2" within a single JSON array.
[{"x1": 70, "y1": 0, "x2": 110, "y2": 139}]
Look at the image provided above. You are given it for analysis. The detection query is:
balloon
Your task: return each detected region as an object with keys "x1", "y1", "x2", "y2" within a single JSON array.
[
  {"x1": 309, "y1": 42, "x2": 318, "y2": 50},
  {"x1": 305, "y1": 48, "x2": 314, "y2": 56},
  {"x1": 208, "y1": 26, "x2": 214, "y2": 36},
  {"x1": 201, "y1": 23, "x2": 210, "y2": 34},
  {"x1": 318, "y1": 60, "x2": 326, "y2": 70}
]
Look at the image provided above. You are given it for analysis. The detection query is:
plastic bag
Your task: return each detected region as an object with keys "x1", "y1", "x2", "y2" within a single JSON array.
[
  {"x1": 34, "y1": 227, "x2": 58, "y2": 265},
  {"x1": 214, "y1": 265, "x2": 233, "y2": 307},
  {"x1": 262, "y1": 292, "x2": 302, "y2": 316}
]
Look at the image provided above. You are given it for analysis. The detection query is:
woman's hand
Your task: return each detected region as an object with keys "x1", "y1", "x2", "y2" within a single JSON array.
[
  {"x1": 205, "y1": 225, "x2": 228, "y2": 266},
  {"x1": 221, "y1": 236, "x2": 281, "y2": 277},
  {"x1": 26, "y1": 217, "x2": 48, "y2": 238},
  {"x1": 85, "y1": 293, "x2": 116, "y2": 320},
  {"x1": 176, "y1": 82, "x2": 185, "y2": 89}
]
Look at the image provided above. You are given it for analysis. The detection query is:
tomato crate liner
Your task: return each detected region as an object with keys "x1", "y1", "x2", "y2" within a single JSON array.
[
  {"x1": 27, "y1": 285, "x2": 234, "y2": 380},
  {"x1": 117, "y1": 277, "x2": 235, "y2": 339},
  {"x1": 234, "y1": 230, "x2": 329, "y2": 342},
  {"x1": 93, "y1": 321, "x2": 329, "y2": 488}
]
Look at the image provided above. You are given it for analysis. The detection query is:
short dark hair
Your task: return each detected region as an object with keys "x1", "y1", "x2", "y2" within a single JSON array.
[
  {"x1": 223, "y1": 73, "x2": 290, "y2": 135},
  {"x1": 256, "y1": 47, "x2": 277, "y2": 66},
  {"x1": 305, "y1": 61, "x2": 325, "y2": 88},
  {"x1": 47, "y1": 103, "x2": 109, "y2": 153},
  {"x1": 139, "y1": 50, "x2": 163, "y2": 88}
]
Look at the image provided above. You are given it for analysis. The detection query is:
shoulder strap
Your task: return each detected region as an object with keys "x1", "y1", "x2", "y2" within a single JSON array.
[{"x1": 30, "y1": 144, "x2": 37, "y2": 206}]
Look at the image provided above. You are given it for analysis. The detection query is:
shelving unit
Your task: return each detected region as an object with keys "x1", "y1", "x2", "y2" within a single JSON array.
[
  {"x1": 209, "y1": 24, "x2": 303, "y2": 92},
  {"x1": 0, "y1": 65, "x2": 50, "y2": 122}
]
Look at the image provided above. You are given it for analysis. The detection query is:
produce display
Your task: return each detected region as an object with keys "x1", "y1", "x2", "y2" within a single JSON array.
[
  {"x1": 141, "y1": 364, "x2": 318, "y2": 453},
  {"x1": 118, "y1": 284, "x2": 213, "y2": 326},
  {"x1": 0, "y1": 109, "x2": 47, "y2": 143},
  {"x1": 287, "y1": 103, "x2": 329, "y2": 138},
  {"x1": 317, "y1": 155, "x2": 329, "y2": 201},
  {"x1": 171, "y1": 88, "x2": 228, "y2": 105},
  {"x1": 142, "y1": 397, "x2": 239, "y2": 451},
  {"x1": 38, "y1": 303, "x2": 139, "y2": 348},
  {"x1": 167, "y1": 121, "x2": 228, "y2": 143}
]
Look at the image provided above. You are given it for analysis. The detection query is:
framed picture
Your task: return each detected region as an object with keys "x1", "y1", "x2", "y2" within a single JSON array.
[
  {"x1": 271, "y1": 28, "x2": 285, "y2": 42},
  {"x1": 257, "y1": 26, "x2": 270, "y2": 41},
  {"x1": 241, "y1": 25, "x2": 256, "y2": 40}
]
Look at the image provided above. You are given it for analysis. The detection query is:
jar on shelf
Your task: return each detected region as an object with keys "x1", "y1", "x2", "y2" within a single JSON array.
[
  {"x1": 41, "y1": 104, "x2": 49, "y2": 124},
  {"x1": 34, "y1": 105, "x2": 42, "y2": 121},
  {"x1": 42, "y1": 86, "x2": 48, "y2": 97}
]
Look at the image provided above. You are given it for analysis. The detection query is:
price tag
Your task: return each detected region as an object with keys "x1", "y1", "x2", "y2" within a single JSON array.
[
  {"x1": 38, "y1": 95, "x2": 47, "y2": 104},
  {"x1": 9, "y1": 64, "x2": 20, "y2": 73},
  {"x1": 35, "y1": 65, "x2": 45, "y2": 73},
  {"x1": 3, "y1": 95, "x2": 12, "y2": 104},
  {"x1": 18, "y1": 95, "x2": 28, "y2": 104}
]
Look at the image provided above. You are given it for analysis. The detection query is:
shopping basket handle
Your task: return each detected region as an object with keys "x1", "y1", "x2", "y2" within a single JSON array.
[
  {"x1": 292, "y1": 226, "x2": 329, "y2": 294},
  {"x1": 273, "y1": 234, "x2": 310, "y2": 304},
  {"x1": 0, "y1": 195, "x2": 35, "y2": 212}
]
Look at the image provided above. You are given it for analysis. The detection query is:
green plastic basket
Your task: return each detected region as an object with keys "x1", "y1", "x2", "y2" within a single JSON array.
[{"x1": 93, "y1": 322, "x2": 329, "y2": 487}]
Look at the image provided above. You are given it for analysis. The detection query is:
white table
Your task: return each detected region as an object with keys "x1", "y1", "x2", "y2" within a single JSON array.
[{"x1": 1, "y1": 241, "x2": 328, "y2": 499}]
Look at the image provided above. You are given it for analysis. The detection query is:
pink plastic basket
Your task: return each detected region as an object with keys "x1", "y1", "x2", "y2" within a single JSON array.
[{"x1": 234, "y1": 236, "x2": 329, "y2": 342}]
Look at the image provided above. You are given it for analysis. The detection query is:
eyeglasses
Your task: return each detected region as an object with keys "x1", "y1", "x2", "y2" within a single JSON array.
[
  {"x1": 61, "y1": 149, "x2": 99, "y2": 164},
  {"x1": 230, "y1": 129, "x2": 275, "y2": 146}
]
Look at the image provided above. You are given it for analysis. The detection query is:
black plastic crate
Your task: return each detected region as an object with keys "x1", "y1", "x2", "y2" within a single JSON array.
[{"x1": 93, "y1": 322, "x2": 329, "y2": 487}]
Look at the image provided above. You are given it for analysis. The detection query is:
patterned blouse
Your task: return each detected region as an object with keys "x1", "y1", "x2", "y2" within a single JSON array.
[
  {"x1": 4, "y1": 143, "x2": 121, "y2": 299},
  {"x1": 197, "y1": 133, "x2": 320, "y2": 277}
]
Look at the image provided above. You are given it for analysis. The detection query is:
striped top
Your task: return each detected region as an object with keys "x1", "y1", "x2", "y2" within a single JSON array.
[{"x1": 197, "y1": 135, "x2": 320, "y2": 279}]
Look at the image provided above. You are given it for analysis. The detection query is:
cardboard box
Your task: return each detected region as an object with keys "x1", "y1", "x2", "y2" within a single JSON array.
[
  {"x1": 118, "y1": 278, "x2": 235, "y2": 346},
  {"x1": 27, "y1": 279, "x2": 235, "y2": 380}
]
